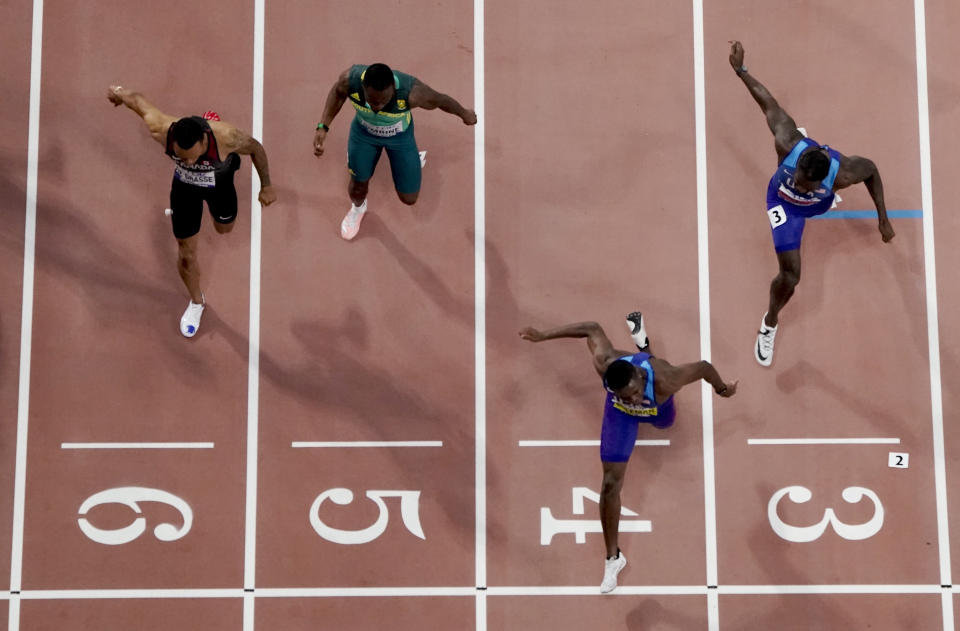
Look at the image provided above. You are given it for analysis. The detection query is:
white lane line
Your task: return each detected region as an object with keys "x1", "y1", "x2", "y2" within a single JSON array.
[
  {"x1": 718, "y1": 584, "x2": 945, "y2": 595},
  {"x1": 747, "y1": 438, "x2": 901, "y2": 446},
  {"x1": 9, "y1": 0, "x2": 44, "y2": 613},
  {"x1": 707, "y1": 589, "x2": 720, "y2": 631},
  {"x1": 60, "y1": 442, "x2": 215, "y2": 449},
  {"x1": 7, "y1": 598, "x2": 18, "y2": 629},
  {"x1": 691, "y1": 0, "x2": 719, "y2": 599},
  {"x1": 913, "y1": 0, "x2": 952, "y2": 594},
  {"x1": 244, "y1": 0, "x2": 266, "y2": 606},
  {"x1": 19, "y1": 589, "x2": 245, "y2": 599},
  {"x1": 485, "y1": 586, "x2": 706, "y2": 596},
  {"x1": 256, "y1": 587, "x2": 476, "y2": 598},
  {"x1": 11, "y1": 584, "x2": 954, "y2": 599},
  {"x1": 292, "y1": 441, "x2": 443, "y2": 448},
  {"x1": 243, "y1": 592, "x2": 255, "y2": 631},
  {"x1": 518, "y1": 440, "x2": 670, "y2": 447},
  {"x1": 474, "y1": 0, "x2": 488, "y2": 603},
  {"x1": 942, "y1": 592, "x2": 955, "y2": 631}
]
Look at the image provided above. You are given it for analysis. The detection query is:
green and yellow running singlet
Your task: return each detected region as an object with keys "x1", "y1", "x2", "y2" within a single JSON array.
[{"x1": 347, "y1": 65, "x2": 415, "y2": 138}]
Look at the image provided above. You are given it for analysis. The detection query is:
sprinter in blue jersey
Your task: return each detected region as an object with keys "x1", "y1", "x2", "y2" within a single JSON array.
[
  {"x1": 519, "y1": 312, "x2": 737, "y2": 593},
  {"x1": 729, "y1": 41, "x2": 895, "y2": 366}
]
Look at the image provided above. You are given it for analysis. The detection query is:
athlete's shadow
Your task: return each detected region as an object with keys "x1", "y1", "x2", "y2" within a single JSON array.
[
  {"x1": 359, "y1": 212, "x2": 474, "y2": 327},
  {"x1": 235, "y1": 307, "x2": 489, "y2": 537},
  {"x1": 624, "y1": 598, "x2": 708, "y2": 629},
  {"x1": 775, "y1": 359, "x2": 917, "y2": 443}
]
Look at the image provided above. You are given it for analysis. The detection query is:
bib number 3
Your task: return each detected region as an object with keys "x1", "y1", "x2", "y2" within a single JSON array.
[{"x1": 767, "y1": 205, "x2": 788, "y2": 228}]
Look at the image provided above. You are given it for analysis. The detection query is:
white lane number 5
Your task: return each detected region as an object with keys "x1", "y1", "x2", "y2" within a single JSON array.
[{"x1": 310, "y1": 488, "x2": 425, "y2": 545}]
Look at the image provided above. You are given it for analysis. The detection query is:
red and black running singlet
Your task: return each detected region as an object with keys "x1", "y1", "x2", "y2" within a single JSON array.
[{"x1": 165, "y1": 116, "x2": 239, "y2": 188}]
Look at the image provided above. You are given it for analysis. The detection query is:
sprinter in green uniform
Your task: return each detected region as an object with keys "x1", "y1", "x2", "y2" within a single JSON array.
[{"x1": 313, "y1": 63, "x2": 477, "y2": 240}]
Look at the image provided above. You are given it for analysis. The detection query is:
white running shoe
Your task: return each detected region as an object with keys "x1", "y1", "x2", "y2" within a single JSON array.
[
  {"x1": 419, "y1": 150, "x2": 427, "y2": 168},
  {"x1": 341, "y1": 200, "x2": 367, "y2": 240},
  {"x1": 755, "y1": 312, "x2": 778, "y2": 367},
  {"x1": 830, "y1": 192, "x2": 842, "y2": 210},
  {"x1": 180, "y1": 295, "x2": 205, "y2": 338},
  {"x1": 600, "y1": 550, "x2": 627, "y2": 593},
  {"x1": 625, "y1": 311, "x2": 648, "y2": 351}
]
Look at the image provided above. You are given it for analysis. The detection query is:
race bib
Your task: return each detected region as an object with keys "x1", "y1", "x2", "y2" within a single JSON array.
[
  {"x1": 767, "y1": 205, "x2": 788, "y2": 228},
  {"x1": 359, "y1": 118, "x2": 404, "y2": 138},
  {"x1": 174, "y1": 165, "x2": 216, "y2": 188}
]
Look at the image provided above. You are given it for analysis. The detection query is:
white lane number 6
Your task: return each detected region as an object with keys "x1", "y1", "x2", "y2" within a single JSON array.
[{"x1": 78, "y1": 487, "x2": 193, "y2": 546}]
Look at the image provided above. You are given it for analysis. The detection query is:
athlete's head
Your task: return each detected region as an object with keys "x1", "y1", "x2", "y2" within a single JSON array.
[
  {"x1": 362, "y1": 63, "x2": 396, "y2": 113},
  {"x1": 171, "y1": 117, "x2": 207, "y2": 165},
  {"x1": 604, "y1": 360, "x2": 646, "y2": 404},
  {"x1": 795, "y1": 149, "x2": 830, "y2": 192}
]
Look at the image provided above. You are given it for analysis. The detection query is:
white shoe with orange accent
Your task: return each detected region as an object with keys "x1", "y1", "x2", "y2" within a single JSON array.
[{"x1": 341, "y1": 200, "x2": 367, "y2": 240}]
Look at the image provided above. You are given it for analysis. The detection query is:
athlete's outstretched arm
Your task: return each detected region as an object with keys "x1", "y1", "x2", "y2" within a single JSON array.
[
  {"x1": 107, "y1": 85, "x2": 175, "y2": 145},
  {"x1": 519, "y1": 322, "x2": 619, "y2": 376},
  {"x1": 313, "y1": 69, "x2": 351, "y2": 157},
  {"x1": 408, "y1": 80, "x2": 477, "y2": 125},
  {"x1": 661, "y1": 360, "x2": 738, "y2": 398},
  {"x1": 226, "y1": 127, "x2": 277, "y2": 207},
  {"x1": 835, "y1": 156, "x2": 895, "y2": 243},
  {"x1": 728, "y1": 41, "x2": 803, "y2": 157}
]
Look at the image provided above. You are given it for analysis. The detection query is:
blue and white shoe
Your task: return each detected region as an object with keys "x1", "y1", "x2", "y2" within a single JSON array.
[{"x1": 180, "y1": 295, "x2": 205, "y2": 338}]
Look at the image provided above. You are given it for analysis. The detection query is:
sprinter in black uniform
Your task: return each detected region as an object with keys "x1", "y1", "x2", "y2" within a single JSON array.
[{"x1": 108, "y1": 85, "x2": 276, "y2": 337}]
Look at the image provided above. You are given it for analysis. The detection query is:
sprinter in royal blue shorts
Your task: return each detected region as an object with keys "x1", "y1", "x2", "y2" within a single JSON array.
[
  {"x1": 729, "y1": 41, "x2": 896, "y2": 366},
  {"x1": 519, "y1": 312, "x2": 737, "y2": 593}
]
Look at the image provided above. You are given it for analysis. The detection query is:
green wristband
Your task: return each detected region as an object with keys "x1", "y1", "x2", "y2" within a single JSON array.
[{"x1": 316, "y1": 122, "x2": 329, "y2": 131}]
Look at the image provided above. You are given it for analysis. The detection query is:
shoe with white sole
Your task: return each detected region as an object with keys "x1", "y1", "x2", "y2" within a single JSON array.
[
  {"x1": 419, "y1": 150, "x2": 427, "y2": 168},
  {"x1": 341, "y1": 200, "x2": 367, "y2": 240},
  {"x1": 755, "y1": 312, "x2": 778, "y2": 367},
  {"x1": 600, "y1": 550, "x2": 627, "y2": 593},
  {"x1": 180, "y1": 295, "x2": 205, "y2": 338},
  {"x1": 625, "y1": 311, "x2": 649, "y2": 351}
]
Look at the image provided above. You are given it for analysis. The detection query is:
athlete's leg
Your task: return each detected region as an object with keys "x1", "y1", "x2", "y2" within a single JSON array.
[
  {"x1": 599, "y1": 460, "x2": 628, "y2": 558},
  {"x1": 176, "y1": 235, "x2": 204, "y2": 305},
  {"x1": 385, "y1": 126, "x2": 421, "y2": 205},
  {"x1": 348, "y1": 177, "x2": 369, "y2": 206},
  {"x1": 210, "y1": 158, "x2": 239, "y2": 235},
  {"x1": 766, "y1": 248, "x2": 801, "y2": 327}
]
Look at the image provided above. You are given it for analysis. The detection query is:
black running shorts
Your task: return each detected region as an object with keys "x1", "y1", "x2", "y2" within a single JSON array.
[{"x1": 168, "y1": 155, "x2": 241, "y2": 239}]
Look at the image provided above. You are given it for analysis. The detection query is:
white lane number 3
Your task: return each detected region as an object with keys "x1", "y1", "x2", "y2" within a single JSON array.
[{"x1": 767, "y1": 485, "x2": 884, "y2": 542}]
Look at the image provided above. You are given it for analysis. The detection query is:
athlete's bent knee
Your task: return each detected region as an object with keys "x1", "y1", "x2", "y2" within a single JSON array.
[
  {"x1": 780, "y1": 270, "x2": 800, "y2": 288},
  {"x1": 214, "y1": 221, "x2": 235, "y2": 234},
  {"x1": 601, "y1": 472, "x2": 624, "y2": 497}
]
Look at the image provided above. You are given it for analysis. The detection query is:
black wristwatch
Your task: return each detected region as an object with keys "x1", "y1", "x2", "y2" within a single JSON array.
[
  {"x1": 734, "y1": 65, "x2": 748, "y2": 76},
  {"x1": 316, "y1": 122, "x2": 329, "y2": 131}
]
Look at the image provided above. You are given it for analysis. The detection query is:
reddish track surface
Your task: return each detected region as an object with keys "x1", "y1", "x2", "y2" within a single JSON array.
[{"x1": 1, "y1": 0, "x2": 958, "y2": 629}]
